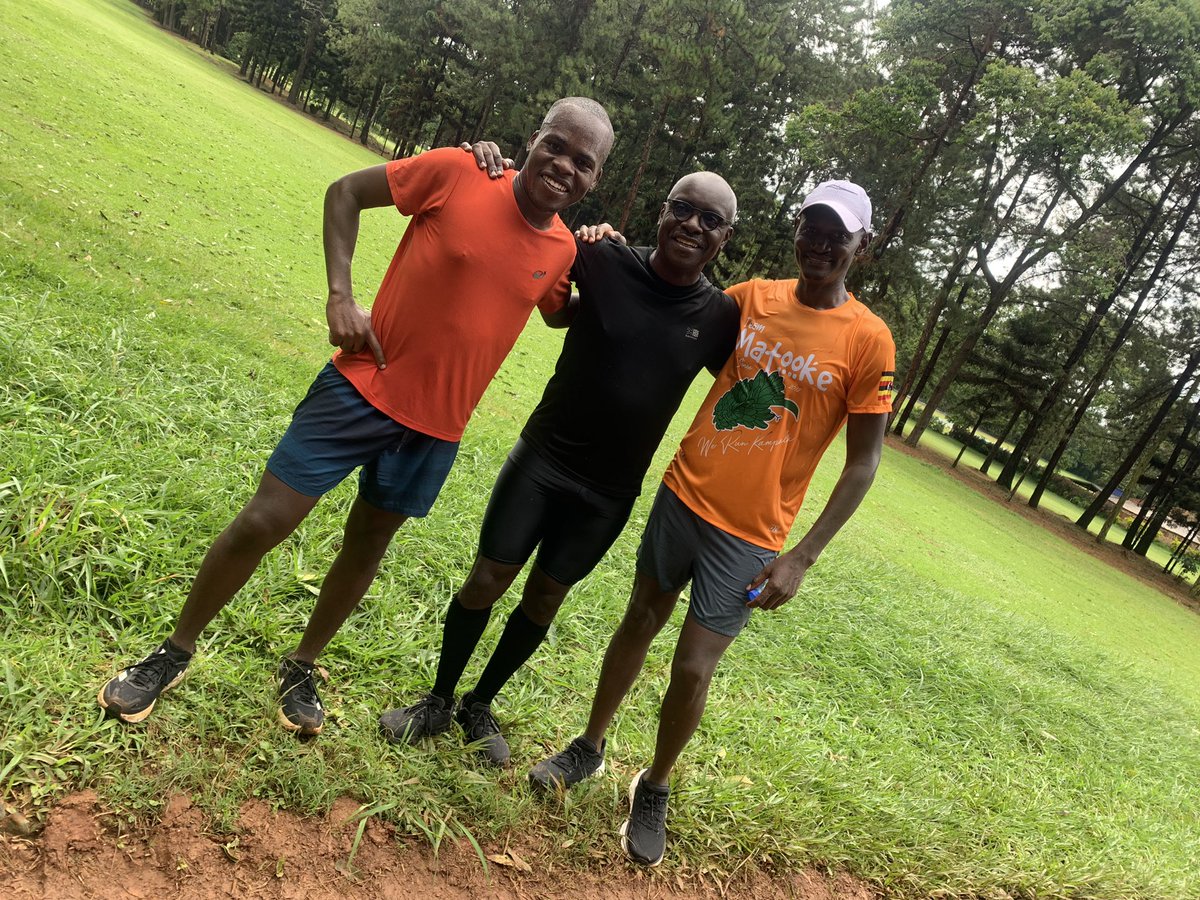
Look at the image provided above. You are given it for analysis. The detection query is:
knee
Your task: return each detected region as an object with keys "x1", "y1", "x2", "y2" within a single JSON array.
[
  {"x1": 459, "y1": 558, "x2": 520, "y2": 609},
  {"x1": 617, "y1": 598, "x2": 670, "y2": 641},
  {"x1": 520, "y1": 590, "x2": 566, "y2": 627},
  {"x1": 344, "y1": 506, "x2": 404, "y2": 558},
  {"x1": 669, "y1": 653, "x2": 715, "y2": 698},
  {"x1": 226, "y1": 502, "x2": 293, "y2": 553}
]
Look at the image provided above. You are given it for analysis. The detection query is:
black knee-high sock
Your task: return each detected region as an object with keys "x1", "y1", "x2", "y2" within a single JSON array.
[
  {"x1": 431, "y1": 596, "x2": 492, "y2": 702},
  {"x1": 470, "y1": 605, "x2": 550, "y2": 705}
]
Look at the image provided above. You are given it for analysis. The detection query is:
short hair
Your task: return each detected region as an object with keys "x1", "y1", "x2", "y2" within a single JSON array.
[
  {"x1": 541, "y1": 97, "x2": 612, "y2": 133},
  {"x1": 541, "y1": 97, "x2": 615, "y2": 159}
]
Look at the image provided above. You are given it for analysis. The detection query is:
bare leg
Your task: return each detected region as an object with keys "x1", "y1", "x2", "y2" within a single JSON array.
[
  {"x1": 292, "y1": 495, "x2": 408, "y2": 663},
  {"x1": 645, "y1": 612, "x2": 734, "y2": 785},
  {"x1": 516, "y1": 564, "x2": 572, "y2": 626},
  {"x1": 171, "y1": 471, "x2": 318, "y2": 653},
  {"x1": 457, "y1": 555, "x2": 524, "y2": 610},
  {"x1": 582, "y1": 570, "x2": 681, "y2": 747}
]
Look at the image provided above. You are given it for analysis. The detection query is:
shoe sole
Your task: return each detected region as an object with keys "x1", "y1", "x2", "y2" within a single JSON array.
[
  {"x1": 618, "y1": 768, "x2": 664, "y2": 867},
  {"x1": 96, "y1": 669, "x2": 187, "y2": 724},
  {"x1": 276, "y1": 707, "x2": 323, "y2": 736},
  {"x1": 530, "y1": 757, "x2": 605, "y2": 791}
]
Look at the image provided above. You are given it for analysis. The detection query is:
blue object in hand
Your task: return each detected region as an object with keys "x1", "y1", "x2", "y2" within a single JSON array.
[{"x1": 746, "y1": 583, "x2": 765, "y2": 604}]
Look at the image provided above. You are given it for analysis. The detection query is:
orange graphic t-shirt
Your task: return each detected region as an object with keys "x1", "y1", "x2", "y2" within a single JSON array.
[
  {"x1": 333, "y1": 148, "x2": 573, "y2": 441},
  {"x1": 662, "y1": 278, "x2": 895, "y2": 551}
]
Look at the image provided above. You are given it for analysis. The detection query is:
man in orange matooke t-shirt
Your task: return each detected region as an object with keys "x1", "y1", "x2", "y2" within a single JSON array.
[
  {"x1": 531, "y1": 180, "x2": 896, "y2": 867},
  {"x1": 97, "y1": 97, "x2": 614, "y2": 738}
]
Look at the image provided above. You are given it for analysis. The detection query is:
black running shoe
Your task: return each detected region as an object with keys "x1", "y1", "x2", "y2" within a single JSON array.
[
  {"x1": 619, "y1": 769, "x2": 670, "y2": 866},
  {"x1": 379, "y1": 693, "x2": 453, "y2": 744},
  {"x1": 529, "y1": 736, "x2": 605, "y2": 790},
  {"x1": 455, "y1": 691, "x2": 510, "y2": 766},
  {"x1": 276, "y1": 657, "x2": 325, "y2": 736},
  {"x1": 98, "y1": 639, "x2": 192, "y2": 723}
]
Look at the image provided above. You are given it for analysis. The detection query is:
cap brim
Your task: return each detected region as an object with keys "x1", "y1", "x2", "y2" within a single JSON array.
[{"x1": 799, "y1": 200, "x2": 866, "y2": 233}]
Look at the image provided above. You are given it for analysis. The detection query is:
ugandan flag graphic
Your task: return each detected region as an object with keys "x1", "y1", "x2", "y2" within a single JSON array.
[{"x1": 877, "y1": 370, "x2": 895, "y2": 403}]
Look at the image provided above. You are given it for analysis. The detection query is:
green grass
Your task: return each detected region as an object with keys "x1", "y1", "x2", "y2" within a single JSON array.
[
  {"x1": 909, "y1": 428, "x2": 1188, "y2": 577},
  {"x1": 3, "y1": 1, "x2": 1200, "y2": 896}
]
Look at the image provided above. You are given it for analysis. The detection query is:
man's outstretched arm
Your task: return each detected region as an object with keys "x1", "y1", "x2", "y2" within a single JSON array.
[
  {"x1": 747, "y1": 411, "x2": 887, "y2": 609},
  {"x1": 324, "y1": 164, "x2": 394, "y2": 368}
]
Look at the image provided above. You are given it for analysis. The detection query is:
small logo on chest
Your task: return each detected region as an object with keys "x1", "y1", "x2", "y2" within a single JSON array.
[
  {"x1": 684, "y1": 327, "x2": 700, "y2": 340},
  {"x1": 532, "y1": 270, "x2": 547, "y2": 279}
]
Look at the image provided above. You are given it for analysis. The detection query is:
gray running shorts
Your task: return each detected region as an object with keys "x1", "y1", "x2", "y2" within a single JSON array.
[{"x1": 636, "y1": 484, "x2": 777, "y2": 637}]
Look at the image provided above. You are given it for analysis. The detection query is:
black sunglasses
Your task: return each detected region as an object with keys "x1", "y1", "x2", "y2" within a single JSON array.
[{"x1": 664, "y1": 198, "x2": 731, "y2": 232}]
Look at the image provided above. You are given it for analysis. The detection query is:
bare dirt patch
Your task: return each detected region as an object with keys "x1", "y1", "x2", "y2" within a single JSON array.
[
  {"x1": 2, "y1": 791, "x2": 877, "y2": 900},
  {"x1": 887, "y1": 436, "x2": 1199, "y2": 612}
]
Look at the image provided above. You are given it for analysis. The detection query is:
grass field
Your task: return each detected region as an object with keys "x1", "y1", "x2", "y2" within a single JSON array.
[
  {"x1": 906, "y1": 428, "x2": 1191, "y2": 579},
  {"x1": 3, "y1": 1, "x2": 1200, "y2": 896}
]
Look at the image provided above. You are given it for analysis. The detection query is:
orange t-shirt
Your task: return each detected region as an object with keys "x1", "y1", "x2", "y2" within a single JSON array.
[
  {"x1": 333, "y1": 148, "x2": 573, "y2": 441},
  {"x1": 662, "y1": 279, "x2": 895, "y2": 550}
]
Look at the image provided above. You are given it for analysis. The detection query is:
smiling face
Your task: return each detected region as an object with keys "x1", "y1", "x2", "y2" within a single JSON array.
[
  {"x1": 650, "y1": 172, "x2": 736, "y2": 286},
  {"x1": 514, "y1": 105, "x2": 611, "y2": 227},
  {"x1": 792, "y1": 205, "x2": 868, "y2": 288}
]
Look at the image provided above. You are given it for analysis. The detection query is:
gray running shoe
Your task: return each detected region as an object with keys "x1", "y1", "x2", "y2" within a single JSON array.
[
  {"x1": 379, "y1": 693, "x2": 453, "y2": 744},
  {"x1": 529, "y1": 736, "x2": 605, "y2": 790},
  {"x1": 619, "y1": 768, "x2": 669, "y2": 866},
  {"x1": 276, "y1": 657, "x2": 325, "y2": 736},
  {"x1": 455, "y1": 692, "x2": 510, "y2": 766},
  {"x1": 98, "y1": 639, "x2": 192, "y2": 723}
]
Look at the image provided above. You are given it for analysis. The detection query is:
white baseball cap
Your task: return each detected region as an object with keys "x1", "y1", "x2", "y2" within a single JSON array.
[{"x1": 799, "y1": 180, "x2": 872, "y2": 233}]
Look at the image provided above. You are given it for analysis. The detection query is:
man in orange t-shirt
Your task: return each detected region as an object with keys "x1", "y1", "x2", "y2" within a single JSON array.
[
  {"x1": 532, "y1": 180, "x2": 896, "y2": 867},
  {"x1": 98, "y1": 98, "x2": 614, "y2": 737}
]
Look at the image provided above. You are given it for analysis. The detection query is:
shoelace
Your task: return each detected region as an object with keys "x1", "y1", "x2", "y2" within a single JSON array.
[
  {"x1": 557, "y1": 740, "x2": 595, "y2": 769},
  {"x1": 125, "y1": 649, "x2": 179, "y2": 690},
  {"x1": 280, "y1": 661, "x2": 319, "y2": 706},
  {"x1": 465, "y1": 704, "x2": 501, "y2": 738},
  {"x1": 635, "y1": 783, "x2": 669, "y2": 829},
  {"x1": 411, "y1": 694, "x2": 444, "y2": 724}
]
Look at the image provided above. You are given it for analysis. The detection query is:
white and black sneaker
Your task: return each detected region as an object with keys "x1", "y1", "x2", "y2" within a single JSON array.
[
  {"x1": 529, "y1": 736, "x2": 605, "y2": 791},
  {"x1": 96, "y1": 643, "x2": 192, "y2": 724},
  {"x1": 619, "y1": 769, "x2": 669, "y2": 866},
  {"x1": 98, "y1": 639, "x2": 192, "y2": 723},
  {"x1": 276, "y1": 657, "x2": 325, "y2": 736}
]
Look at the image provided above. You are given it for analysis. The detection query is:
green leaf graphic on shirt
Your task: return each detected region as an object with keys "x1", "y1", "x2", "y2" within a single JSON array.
[{"x1": 712, "y1": 370, "x2": 800, "y2": 431}]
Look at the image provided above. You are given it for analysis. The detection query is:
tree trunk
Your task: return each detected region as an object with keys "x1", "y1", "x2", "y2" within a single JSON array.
[
  {"x1": 1077, "y1": 352, "x2": 1200, "y2": 530},
  {"x1": 1028, "y1": 176, "x2": 1199, "y2": 508},
  {"x1": 289, "y1": 15, "x2": 322, "y2": 105},
  {"x1": 894, "y1": 324, "x2": 951, "y2": 436},
  {"x1": 953, "y1": 406, "x2": 992, "y2": 468},
  {"x1": 871, "y1": 34, "x2": 992, "y2": 259},
  {"x1": 1167, "y1": 520, "x2": 1200, "y2": 574},
  {"x1": 618, "y1": 97, "x2": 671, "y2": 233},
  {"x1": 981, "y1": 407, "x2": 1023, "y2": 476},
  {"x1": 906, "y1": 181, "x2": 1067, "y2": 447},
  {"x1": 1130, "y1": 399, "x2": 1200, "y2": 554},
  {"x1": 891, "y1": 250, "x2": 974, "y2": 428},
  {"x1": 349, "y1": 97, "x2": 365, "y2": 141},
  {"x1": 359, "y1": 78, "x2": 384, "y2": 147}
]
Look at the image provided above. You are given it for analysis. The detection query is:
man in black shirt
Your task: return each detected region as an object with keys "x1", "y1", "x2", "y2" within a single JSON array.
[{"x1": 380, "y1": 167, "x2": 739, "y2": 765}]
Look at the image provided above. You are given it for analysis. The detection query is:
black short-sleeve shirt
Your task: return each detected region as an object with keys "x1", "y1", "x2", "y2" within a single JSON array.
[{"x1": 520, "y1": 239, "x2": 738, "y2": 498}]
